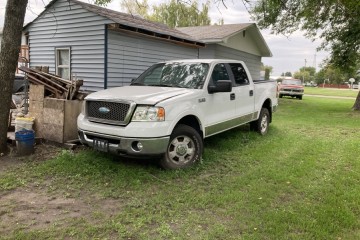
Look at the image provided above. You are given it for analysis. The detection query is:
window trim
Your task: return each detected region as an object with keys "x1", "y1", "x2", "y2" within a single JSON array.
[
  {"x1": 55, "y1": 47, "x2": 71, "y2": 80},
  {"x1": 227, "y1": 63, "x2": 250, "y2": 87}
]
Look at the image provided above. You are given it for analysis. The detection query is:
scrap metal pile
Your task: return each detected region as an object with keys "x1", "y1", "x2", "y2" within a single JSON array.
[{"x1": 19, "y1": 66, "x2": 84, "y2": 100}]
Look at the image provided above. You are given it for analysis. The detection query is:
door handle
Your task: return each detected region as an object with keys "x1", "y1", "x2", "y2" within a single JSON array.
[
  {"x1": 230, "y1": 93, "x2": 235, "y2": 100},
  {"x1": 249, "y1": 90, "x2": 254, "y2": 96}
]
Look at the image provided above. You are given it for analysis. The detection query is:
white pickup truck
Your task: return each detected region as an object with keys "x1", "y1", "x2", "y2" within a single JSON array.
[{"x1": 78, "y1": 59, "x2": 278, "y2": 169}]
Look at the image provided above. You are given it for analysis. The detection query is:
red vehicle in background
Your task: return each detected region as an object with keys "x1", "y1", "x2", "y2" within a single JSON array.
[{"x1": 278, "y1": 79, "x2": 304, "y2": 100}]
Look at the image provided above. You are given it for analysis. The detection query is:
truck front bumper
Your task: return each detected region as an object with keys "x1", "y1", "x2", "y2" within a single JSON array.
[
  {"x1": 78, "y1": 129, "x2": 170, "y2": 157},
  {"x1": 279, "y1": 90, "x2": 304, "y2": 96}
]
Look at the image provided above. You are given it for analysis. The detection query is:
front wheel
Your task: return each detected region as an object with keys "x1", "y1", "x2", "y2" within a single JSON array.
[
  {"x1": 250, "y1": 108, "x2": 270, "y2": 135},
  {"x1": 160, "y1": 124, "x2": 203, "y2": 170}
]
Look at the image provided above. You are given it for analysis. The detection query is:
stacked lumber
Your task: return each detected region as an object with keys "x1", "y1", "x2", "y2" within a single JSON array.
[{"x1": 19, "y1": 66, "x2": 83, "y2": 100}]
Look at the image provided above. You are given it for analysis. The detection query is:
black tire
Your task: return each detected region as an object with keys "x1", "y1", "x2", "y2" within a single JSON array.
[
  {"x1": 160, "y1": 124, "x2": 203, "y2": 170},
  {"x1": 250, "y1": 108, "x2": 270, "y2": 135},
  {"x1": 298, "y1": 95, "x2": 303, "y2": 100},
  {"x1": 279, "y1": 94, "x2": 283, "y2": 98}
]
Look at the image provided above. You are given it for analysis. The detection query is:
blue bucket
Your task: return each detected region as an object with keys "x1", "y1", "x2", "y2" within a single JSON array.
[{"x1": 15, "y1": 130, "x2": 35, "y2": 156}]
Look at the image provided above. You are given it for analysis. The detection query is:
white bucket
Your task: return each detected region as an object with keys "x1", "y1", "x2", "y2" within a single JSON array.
[{"x1": 15, "y1": 117, "x2": 35, "y2": 132}]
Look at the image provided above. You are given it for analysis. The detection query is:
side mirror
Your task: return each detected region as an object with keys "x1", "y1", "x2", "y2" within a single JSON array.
[{"x1": 208, "y1": 80, "x2": 232, "y2": 93}]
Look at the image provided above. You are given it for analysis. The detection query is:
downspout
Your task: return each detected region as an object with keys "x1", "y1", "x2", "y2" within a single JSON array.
[{"x1": 104, "y1": 24, "x2": 108, "y2": 89}]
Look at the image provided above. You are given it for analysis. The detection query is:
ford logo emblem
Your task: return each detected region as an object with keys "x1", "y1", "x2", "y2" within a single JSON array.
[{"x1": 98, "y1": 107, "x2": 110, "y2": 114}]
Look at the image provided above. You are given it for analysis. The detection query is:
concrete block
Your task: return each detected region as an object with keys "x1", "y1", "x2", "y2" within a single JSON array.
[
  {"x1": 29, "y1": 84, "x2": 44, "y2": 102},
  {"x1": 29, "y1": 100, "x2": 44, "y2": 114}
]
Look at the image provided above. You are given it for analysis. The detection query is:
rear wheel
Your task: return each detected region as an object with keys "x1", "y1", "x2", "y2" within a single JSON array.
[
  {"x1": 250, "y1": 108, "x2": 270, "y2": 135},
  {"x1": 160, "y1": 124, "x2": 203, "y2": 170}
]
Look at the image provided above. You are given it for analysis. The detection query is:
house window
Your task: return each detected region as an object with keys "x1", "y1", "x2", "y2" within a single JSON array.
[{"x1": 56, "y1": 47, "x2": 70, "y2": 79}]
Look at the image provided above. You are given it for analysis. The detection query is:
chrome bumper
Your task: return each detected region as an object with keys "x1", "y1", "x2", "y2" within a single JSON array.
[
  {"x1": 279, "y1": 90, "x2": 304, "y2": 96},
  {"x1": 78, "y1": 129, "x2": 170, "y2": 157}
]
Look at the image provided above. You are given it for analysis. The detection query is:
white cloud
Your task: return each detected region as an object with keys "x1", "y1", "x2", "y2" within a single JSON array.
[{"x1": 0, "y1": 0, "x2": 329, "y2": 76}]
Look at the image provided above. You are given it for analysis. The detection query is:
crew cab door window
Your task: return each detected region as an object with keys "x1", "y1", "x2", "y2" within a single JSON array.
[
  {"x1": 211, "y1": 63, "x2": 230, "y2": 84},
  {"x1": 228, "y1": 63, "x2": 249, "y2": 86}
]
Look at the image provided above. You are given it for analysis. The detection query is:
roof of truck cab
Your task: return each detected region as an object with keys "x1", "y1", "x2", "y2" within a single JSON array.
[{"x1": 163, "y1": 59, "x2": 245, "y2": 64}]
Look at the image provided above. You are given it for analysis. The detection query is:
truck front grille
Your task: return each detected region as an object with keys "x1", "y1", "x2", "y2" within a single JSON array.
[{"x1": 86, "y1": 100, "x2": 134, "y2": 125}]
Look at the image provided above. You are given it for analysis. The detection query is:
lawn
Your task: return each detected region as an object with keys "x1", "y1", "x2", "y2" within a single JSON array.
[
  {"x1": 1, "y1": 97, "x2": 360, "y2": 239},
  {"x1": 304, "y1": 87, "x2": 359, "y2": 97}
]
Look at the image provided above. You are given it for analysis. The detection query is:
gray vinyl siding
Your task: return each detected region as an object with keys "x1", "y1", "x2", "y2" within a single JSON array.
[
  {"x1": 27, "y1": 0, "x2": 112, "y2": 91},
  {"x1": 198, "y1": 45, "x2": 216, "y2": 59},
  {"x1": 107, "y1": 30, "x2": 199, "y2": 88},
  {"x1": 214, "y1": 45, "x2": 261, "y2": 80}
]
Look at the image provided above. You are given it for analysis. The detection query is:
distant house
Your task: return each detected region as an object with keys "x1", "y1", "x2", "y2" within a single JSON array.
[
  {"x1": 24, "y1": 0, "x2": 271, "y2": 92},
  {"x1": 177, "y1": 24, "x2": 272, "y2": 80}
]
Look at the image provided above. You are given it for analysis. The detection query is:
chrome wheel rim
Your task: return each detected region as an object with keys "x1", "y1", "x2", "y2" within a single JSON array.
[
  {"x1": 167, "y1": 135, "x2": 195, "y2": 165},
  {"x1": 260, "y1": 114, "x2": 268, "y2": 134}
]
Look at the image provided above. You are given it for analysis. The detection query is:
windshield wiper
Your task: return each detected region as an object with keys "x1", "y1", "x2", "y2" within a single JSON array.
[
  {"x1": 148, "y1": 84, "x2": 174, "y2": 87},
  {"x1": 130, "y1": 82, "x2": 144, "y2": 86}
]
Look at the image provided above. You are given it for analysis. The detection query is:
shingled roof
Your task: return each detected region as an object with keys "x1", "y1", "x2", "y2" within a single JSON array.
[
  {"x1": 25, "y1": 0, "x2": 204, "y2": 47},
  {"x1": 177, "y1": 24, "x2": 252, "y2": 42},
  {"x1": 177, "y1": 23, "x2": 272, "y2": 57}
]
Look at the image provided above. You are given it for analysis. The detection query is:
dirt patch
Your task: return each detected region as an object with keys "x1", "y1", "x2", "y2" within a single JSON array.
[
  {"x1": 0, "y1": 187, "x2": 123, "y2": 234},
  {"x1": 0, "y1": 143, "x2": 62, "y2": 174}
]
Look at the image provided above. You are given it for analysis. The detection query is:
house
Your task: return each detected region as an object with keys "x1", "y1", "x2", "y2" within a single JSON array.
[
  {"x1": 24, "y1": 0, "x2": 271, "y2": 92},
  {"x1": 177, "y1": 24, "x2": 272, "y2": 80}
]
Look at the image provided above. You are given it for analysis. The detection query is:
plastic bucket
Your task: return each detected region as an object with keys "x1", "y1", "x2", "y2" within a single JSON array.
[
  {"x1": 15, "y1": 117, "x2": 35, "y2": 132},
  {"x1": 15, "y1": 130, "x2": 35, "y2": 156}
]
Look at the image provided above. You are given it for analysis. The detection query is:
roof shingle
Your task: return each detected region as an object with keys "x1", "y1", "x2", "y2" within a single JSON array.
[
  {"x1": 71, "y1": 0, "x2": 200, "y2": 43},
  {"x1": 177, "y1": 23, "x2": 253, "y2": 41}
]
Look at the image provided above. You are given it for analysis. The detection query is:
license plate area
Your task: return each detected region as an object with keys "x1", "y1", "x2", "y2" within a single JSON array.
[{"x1": 93, "y1": 138, "x2": 109, "y2": 152}]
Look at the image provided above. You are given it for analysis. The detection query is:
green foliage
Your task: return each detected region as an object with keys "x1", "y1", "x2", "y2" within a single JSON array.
[
  {"x1": 294, "y1": 66, "x2": 315, "y2": 82},
  {"x1": 120, "y1": 0, "x2": 150, "y2": 17},
  {"x1": 249, "y1": 0, "x2": 360, "y2": 72},
  {"x1": 121, "y1": 0, "x2": 211, "y2": 28},
  {"x1": 316, "y1": 64, "x2": 354, "y2": 85},
  {"x1": 150, "y1": 0, "x2": 210, "y2": 28},
  {"x1": 1, "y1": 97, "x2": 360, "y2": 239}
]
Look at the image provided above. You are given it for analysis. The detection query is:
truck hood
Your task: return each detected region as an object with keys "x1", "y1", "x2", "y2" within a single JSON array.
[
  {"x1": 85, "y1": 86, "x2": 193, "y2": 105},
  {"x1": 280, "y1": 84, "x2": 303, "y2": 89}
]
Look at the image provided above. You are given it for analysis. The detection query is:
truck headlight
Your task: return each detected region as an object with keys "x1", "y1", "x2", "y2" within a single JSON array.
[
  {"x1": 81, "y1": 100, "x2": 86, "y2": 115},
  {"x1": 132, "y1": 106, "x2": 165, "y2": 121}
]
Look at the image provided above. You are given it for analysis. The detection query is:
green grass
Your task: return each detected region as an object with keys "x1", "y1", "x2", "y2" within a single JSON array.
[
  {"x1": 1, "y1": 97, "x2": 360, "y2": 239},
  {"x1": 304, "y1": 87, "x2": 359, "y2": 97}
]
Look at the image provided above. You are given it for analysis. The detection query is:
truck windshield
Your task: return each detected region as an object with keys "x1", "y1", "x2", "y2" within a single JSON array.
[
  {"x1": 282, "y1": 79, "x2": 302, "y2": 85},
  {"x1": 131, "y1": 62, "x2": 209, "y2": 89}
]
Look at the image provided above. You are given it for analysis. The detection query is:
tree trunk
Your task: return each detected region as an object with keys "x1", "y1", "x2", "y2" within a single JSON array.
[
  {"x1": 352, "y1": 91, "x2": 360, "y2": 111},
  {"x1": 0, "y1": 0, "x2": 28, "y2": 154}
]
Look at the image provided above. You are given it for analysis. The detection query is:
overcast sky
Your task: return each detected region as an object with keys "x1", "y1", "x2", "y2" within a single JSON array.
[{"x1": 0, "y1": 0, "x2": 329, "y2": 76}]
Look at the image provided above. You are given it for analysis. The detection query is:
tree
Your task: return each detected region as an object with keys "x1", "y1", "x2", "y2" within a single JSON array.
[
  {"x1": 122, "y1": 0, "x2": 211, "y2": 28},
  {"x1": 0, "y1": 0, "x2": 28, "y2": 153},
  {"x1": 248, "y1": 0, "x2": 360, "y2": 110},
  {"x1": 261, "y1": 65, "x2": 273, "y2": 80},
  {"x1": 120, "y1": 0, "x2": 150, "y2": 18},
  {"x1": 293, "y1": 70, "x2": 310, "y2": 82},
  {"x1": 284, "y1": 72, "x2": 292, "y2": 77}
]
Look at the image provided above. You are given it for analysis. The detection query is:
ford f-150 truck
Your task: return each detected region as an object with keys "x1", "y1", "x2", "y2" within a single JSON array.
[{"x1": 78, "y1": 59, "x2": 278, "y2": 169}]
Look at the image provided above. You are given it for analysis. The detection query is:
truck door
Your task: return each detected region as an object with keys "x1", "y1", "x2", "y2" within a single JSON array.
[
  {"x1": 227, "y1": 63, "x2": 255, "y2": 121},
  {"x1": 203, "y1": 63, "x2": 236, "y2": 136}
]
